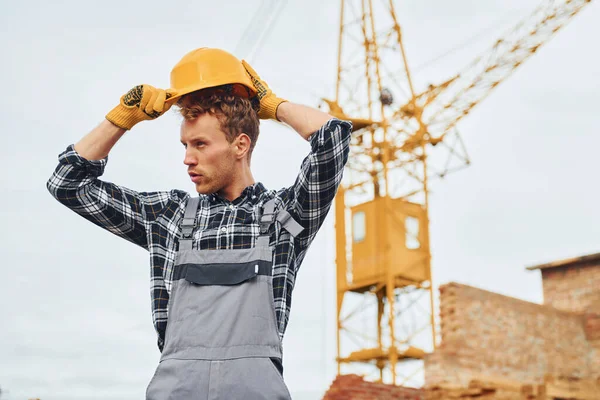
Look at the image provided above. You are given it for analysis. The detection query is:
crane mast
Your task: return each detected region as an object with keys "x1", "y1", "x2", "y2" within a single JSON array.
[{"x1": 331, "y1": 0, "x2": 591, "y2": 385}]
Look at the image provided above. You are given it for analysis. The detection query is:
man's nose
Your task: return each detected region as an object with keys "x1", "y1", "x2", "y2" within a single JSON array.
[{"x1": 183, "y1": 150, "x2": 197, "y2": 166}]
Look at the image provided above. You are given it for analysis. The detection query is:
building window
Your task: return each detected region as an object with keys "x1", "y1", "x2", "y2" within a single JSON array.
[
  {"x1": 405, "y1": 216, "x2": 420, "y2": 249},
  {"x1": 353, "y1": 211, "x2": 366, "y2": 243}
]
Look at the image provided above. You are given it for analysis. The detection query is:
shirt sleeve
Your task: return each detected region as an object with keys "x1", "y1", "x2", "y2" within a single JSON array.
[
  {"x1": 285, "y1": 118, "x2": 352, "y2": 249},
  {"x1": 46, "y1": 145, "x2": 178, "y2": 250}
]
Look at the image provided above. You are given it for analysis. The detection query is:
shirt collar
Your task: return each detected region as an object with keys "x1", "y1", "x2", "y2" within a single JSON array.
[{"x1": 209, "y1": 182, "x2": 266, "y2": 204}]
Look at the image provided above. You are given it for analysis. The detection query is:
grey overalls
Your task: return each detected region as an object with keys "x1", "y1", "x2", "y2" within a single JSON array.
[{"x1": 146, "y1": 196, "x2": 302, "y2": 399}]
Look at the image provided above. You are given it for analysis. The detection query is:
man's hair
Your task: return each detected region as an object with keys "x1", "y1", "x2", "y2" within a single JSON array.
[{"x1": 177, "y1": 89, "x2": 260, "y2": 162}]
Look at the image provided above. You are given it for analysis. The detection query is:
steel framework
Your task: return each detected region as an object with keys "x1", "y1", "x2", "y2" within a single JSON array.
[{"x1": 330, "y1": 0, "x2": 591, "y2": 386}]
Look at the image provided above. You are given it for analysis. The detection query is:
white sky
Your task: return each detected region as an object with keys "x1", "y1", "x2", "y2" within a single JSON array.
[{"x1": 1, "y1": 0, "x2": 599, "y2": 399}]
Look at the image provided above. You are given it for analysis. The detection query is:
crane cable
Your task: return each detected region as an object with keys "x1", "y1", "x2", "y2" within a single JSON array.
[
  {"x1": 235, "y1": 0, "x2": 270, "y2": 57},
  {"x1": 402, "y1": 8, "x2": 527, "y2": 75},
  {"x1": 234, "y1": 0, "x2": 290, "y2": 62}
]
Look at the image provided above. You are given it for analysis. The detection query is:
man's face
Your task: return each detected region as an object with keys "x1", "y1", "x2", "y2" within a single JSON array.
[{"x1": 181, "y1": 113, "x2": 237, "y2": 195}]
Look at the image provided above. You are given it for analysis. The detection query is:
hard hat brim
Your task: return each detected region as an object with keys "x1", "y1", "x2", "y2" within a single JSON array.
[{"x1": 166, "y1": 82, "x2": 257, "y2": 104}]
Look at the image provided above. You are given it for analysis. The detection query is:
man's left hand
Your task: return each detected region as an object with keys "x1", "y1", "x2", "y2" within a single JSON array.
[{"x1": 242, "y1": 60, "x2": 287, "y2": 121}]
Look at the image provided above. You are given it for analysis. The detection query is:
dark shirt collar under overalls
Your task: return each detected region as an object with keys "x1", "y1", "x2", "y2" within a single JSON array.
[{"x1": 208, "y1": 182, "x2": 267, "y2": 205}]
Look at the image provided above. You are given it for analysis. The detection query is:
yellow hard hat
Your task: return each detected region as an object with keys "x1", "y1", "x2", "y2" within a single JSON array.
[{"x1": 167, "y1": 48, "x2": 257, "y2": 103}]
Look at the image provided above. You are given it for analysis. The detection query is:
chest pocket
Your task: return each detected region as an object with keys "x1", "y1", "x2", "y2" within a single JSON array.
[{"x1": 184, "y1": 261, "x2": 271, "y2": 285}]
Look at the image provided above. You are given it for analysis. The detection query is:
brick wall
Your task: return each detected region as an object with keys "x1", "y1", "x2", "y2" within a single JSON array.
[
  {"x1": 585, "y1": 310, "x2": 600, "y2": 341},
  {"x1": 591, "y1": 342, "x2": 600, "y2": 379},
  {"x1": 323, "y1": 374, "x2": 423, "y2": 400},
  {"x1": 540, "y1": 262, "x2": 600, "y2": 313},
  {"x1": 424, "y1": 282, "x2": 597, "y2": 387},
  {"x1": 586, "y1": 297, "x2": 600, "y2": 377}
]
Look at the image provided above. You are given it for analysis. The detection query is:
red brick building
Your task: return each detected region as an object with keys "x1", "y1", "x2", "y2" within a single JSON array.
[
  {"x1": 425, "y1": 252, "x2": 600, "y2": 387},
  {"x1": 323, "y1": 375, "x2": 423, "y2": 400},
  {"x1": 529, "y1": 252, "x2": 600, "y2": 314},
  {"x1": 323, "y1": 252, "x2": 600, "y2": 399}
]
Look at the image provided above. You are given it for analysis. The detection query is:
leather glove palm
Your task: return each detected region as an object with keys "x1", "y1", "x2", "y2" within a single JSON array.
[{"x1": 106, "y1": 84, "x2": 175, "y2": 130}]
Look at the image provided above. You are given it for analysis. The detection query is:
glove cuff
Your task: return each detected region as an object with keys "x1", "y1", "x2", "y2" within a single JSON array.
[
  {"x1": 105, "y1": 104, "x2": 142, "y2": 130},
  {"x1": 259, "y1": 97, "x2": 288, "y2": 121}
]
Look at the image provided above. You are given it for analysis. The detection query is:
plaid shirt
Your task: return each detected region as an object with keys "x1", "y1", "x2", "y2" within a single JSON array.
[{"x1": 47, "y1": 118, "x2": 352, "y2": 351}]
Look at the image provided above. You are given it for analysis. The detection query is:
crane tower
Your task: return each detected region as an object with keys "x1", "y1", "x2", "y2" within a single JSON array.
[{"x1": 328, "y1": 0, "x2": 591, "y2": 386}]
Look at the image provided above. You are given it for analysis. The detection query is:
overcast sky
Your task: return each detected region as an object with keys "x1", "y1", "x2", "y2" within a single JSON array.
[{"x1": 1, "y1": 0, "x2": 598, "y2": 399}]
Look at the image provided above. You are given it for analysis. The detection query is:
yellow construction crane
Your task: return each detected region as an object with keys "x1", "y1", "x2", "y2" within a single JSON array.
[{"x1": 328, "y1": 0, "x2": 592, "y2": 386}]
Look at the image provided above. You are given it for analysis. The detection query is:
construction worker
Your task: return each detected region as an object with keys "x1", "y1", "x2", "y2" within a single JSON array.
[{"x1": 46, "y1": 48, "x2": 352, "y2": 399}]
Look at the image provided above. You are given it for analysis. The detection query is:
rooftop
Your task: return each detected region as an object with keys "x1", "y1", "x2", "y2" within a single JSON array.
[{"x1": 526, "y1": 252, "x2": 600, "y2": 271}]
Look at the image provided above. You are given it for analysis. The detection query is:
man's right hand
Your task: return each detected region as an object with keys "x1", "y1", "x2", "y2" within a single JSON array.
[{"x1": 106, "y1": 84, "x2": 176, "y2": 130}]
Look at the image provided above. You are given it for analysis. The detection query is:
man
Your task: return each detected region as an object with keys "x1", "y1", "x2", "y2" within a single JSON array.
[{"x1": 47, "y1": 48, "x2": 352, "y2": 399}]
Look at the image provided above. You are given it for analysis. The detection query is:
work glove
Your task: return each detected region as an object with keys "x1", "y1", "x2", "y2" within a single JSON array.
[
  {"x1": 106, "y1": 84, "x2": 175, "y2": 130},
  {"x1": 242, "y1": 60, "x2": 287, "y2": 121}
]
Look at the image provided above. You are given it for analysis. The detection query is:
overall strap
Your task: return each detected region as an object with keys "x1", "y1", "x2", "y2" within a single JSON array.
[
  {"x1": 256, "y1": 198, "x2": 277, "y2": 248},
  {"x1": 179, "y1": 196, "x2": 200, "y2": 251},
  {"x1": 276, "y1": 210, "x2": 304, "y2": 238},
  {"x1": 256, "y1": 199, "x2": 305, "y2": 248}
]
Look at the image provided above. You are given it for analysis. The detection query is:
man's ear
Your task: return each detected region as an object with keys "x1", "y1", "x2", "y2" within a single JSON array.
[{"x1": 234, "y1": 133, "x2": 252, "y2": 160}]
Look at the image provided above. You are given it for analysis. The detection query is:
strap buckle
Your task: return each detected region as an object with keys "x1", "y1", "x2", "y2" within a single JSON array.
[{"x1": 181, "y1": 225, "x2": 194, "y2": 239}]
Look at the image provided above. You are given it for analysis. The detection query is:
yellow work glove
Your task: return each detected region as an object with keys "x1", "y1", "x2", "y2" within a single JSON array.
[
  {"x1": 106, "y1": 84, "x2": 175, "y2": 130},
  {"x1": 242, "y1": 60, "x2": 287, "y2": 121}
]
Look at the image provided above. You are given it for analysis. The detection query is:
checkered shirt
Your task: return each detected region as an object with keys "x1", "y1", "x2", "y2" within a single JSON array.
[{"x1": 47, "y1": 118, "x2": 352, "y2": 351}]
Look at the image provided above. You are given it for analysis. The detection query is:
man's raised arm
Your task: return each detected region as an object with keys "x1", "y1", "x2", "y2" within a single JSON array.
[
  {"x1": 241, "y1": 60, "x2": 353, "y2": 251},
  {"x1": 47, "y1": 85, "x2": 179, "y2": 249},
  {"x1": 241, "y1": 60, "x2": 334, "y2": 141},
  {"x1": 74, "y1": 119, "x2": 125, "y2": 160},
  {"x1": 276, "y1": 102, "x2": 333, "y2": 141}
]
